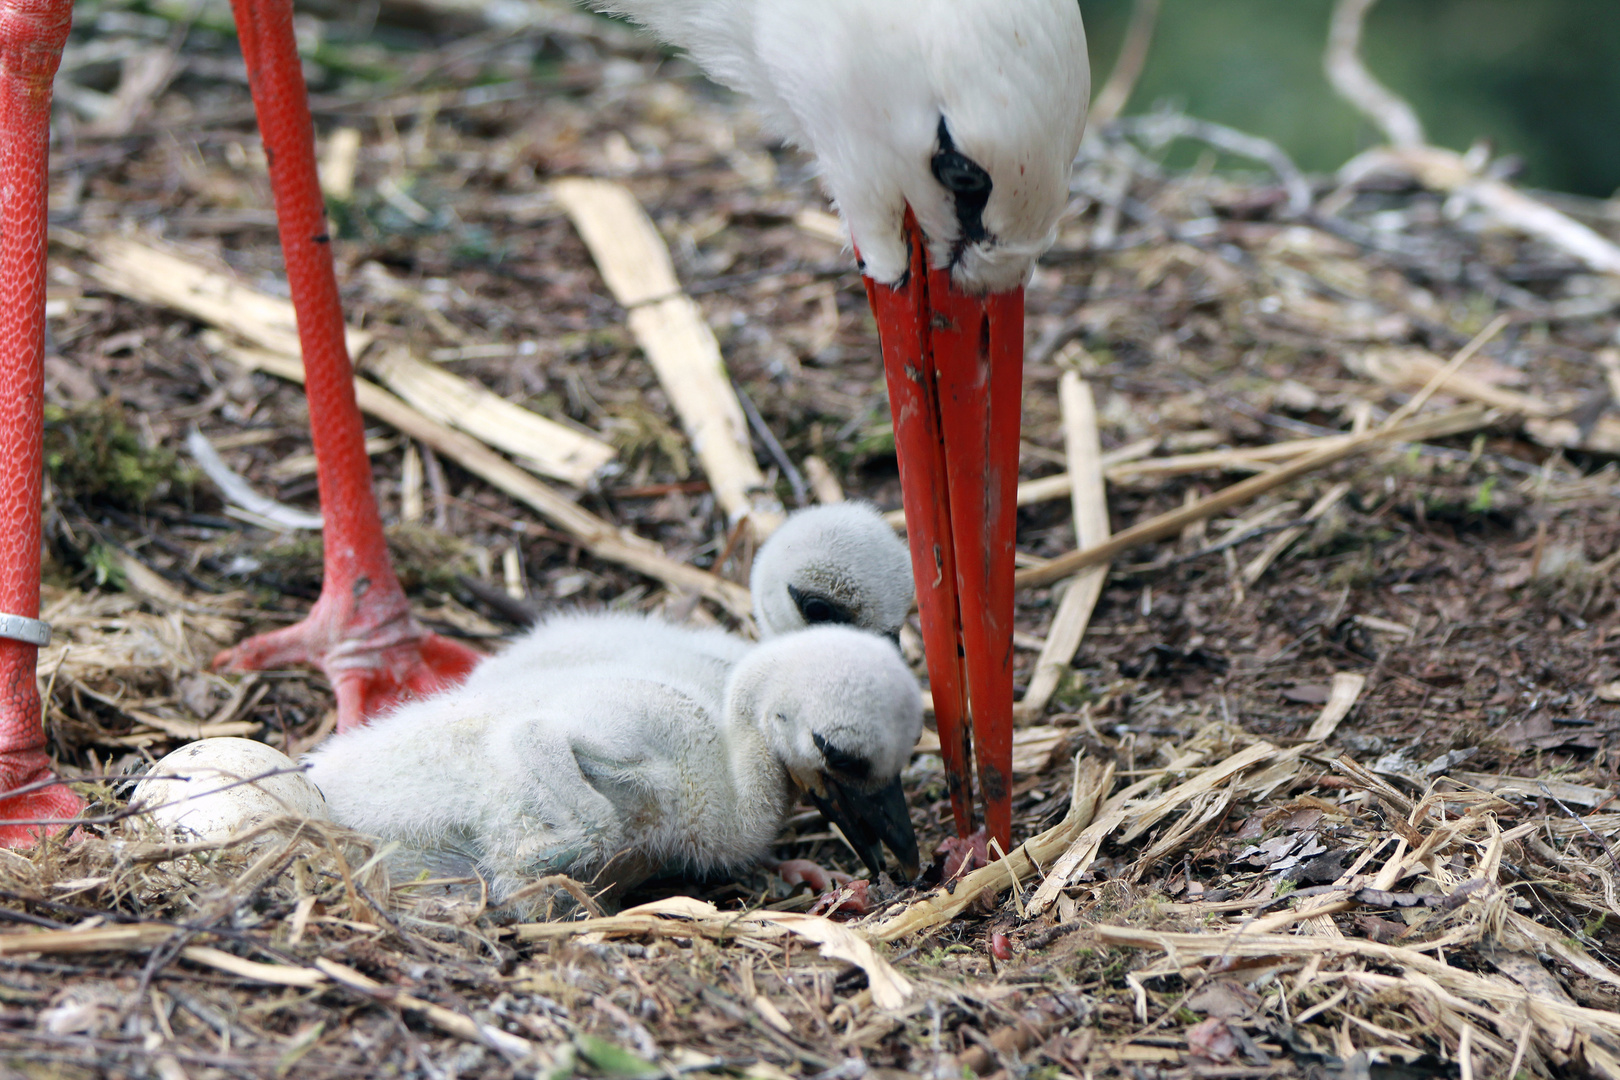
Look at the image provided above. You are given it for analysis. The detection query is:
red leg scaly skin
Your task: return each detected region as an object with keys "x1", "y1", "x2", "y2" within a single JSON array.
[
  {"x1": 929, "y1": 269, "x2": 1021, "y2": 855},
  {"x1": 866, "y1": 222, "x2": 975, "y2": 839},
  {"x1": 0, "y1": 0, "x2": 85, "y2": 845},
  {"x1": 213, "y1": 0, "x2": 480, "y2": 729},
  {"x1": 867, "y1": 211, "x2": 1022, "y2": 854}
]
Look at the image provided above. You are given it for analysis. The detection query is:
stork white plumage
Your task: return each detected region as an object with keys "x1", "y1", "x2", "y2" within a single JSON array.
[
  {"x1": 305, "y1": 626, "x2": 923, "y2": 904},
  {"x1": 595, "y1": 0, "x2": 1089, "y2": 289}
]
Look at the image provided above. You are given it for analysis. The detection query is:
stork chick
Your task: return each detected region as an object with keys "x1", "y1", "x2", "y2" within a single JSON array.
[
  {"x1": 465, "y1": 501, "x2": 911, "y2": 692},
  {"x1": 751, "y1": 502, "x2": 911, "y2": 640},
  {"x1": 304, "y1": 626, "x2": 923, "y2": 904}
]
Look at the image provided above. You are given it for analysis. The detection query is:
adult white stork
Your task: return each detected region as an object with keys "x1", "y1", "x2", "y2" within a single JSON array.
[{"x1": 0, "y1": 0, "x2": 1089, "y2": 850}]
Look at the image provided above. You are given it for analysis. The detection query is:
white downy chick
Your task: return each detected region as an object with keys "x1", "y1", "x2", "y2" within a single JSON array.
[
  {"x1": 464, "y1": 502, "x2": 910, "y2": 694},
  {"x1": 750, "y1": 502, "x2": 911, "y2": 640},
  {"x1": 304, "y1": 625, "x2": 922, "y2": 903}
]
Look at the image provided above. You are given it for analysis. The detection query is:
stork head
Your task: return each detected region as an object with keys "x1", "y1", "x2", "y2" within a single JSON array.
[
  {"x1": 747, "y1": 0, "x2": 1089, "y2": 290},
  {"x1": 750, "y1": 502, "x2": 912, "y2": 641},
  {"x1": 729, "y1": 626, "x2": 923, "y2": 877}
]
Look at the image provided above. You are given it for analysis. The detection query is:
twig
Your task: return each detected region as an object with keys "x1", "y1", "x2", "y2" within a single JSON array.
[
  {"x1": 184, "y1": 429, "x2": 323, "y2": 532},
  {"x1": 1015, "y1": 406, "x2": 1495, "y2": 589},
  {"x1": 1324, "y1": 0, "x2": 1424, "y2": 148},
  {"x1": 1340, "y1": 146, "x2": 1620, "y2": 276},
  {"x1": 1088, "y1": 0, "x2": 1160, "y2": 128},
  {"x1": 871, "y1": 757, "x2": 1114, "y2": 940},
  {"x1": 1383, "y1": 314, "x2": 1510, "y2": 426},
  {"x1": 552, "y1": 178, "x2": 785, "y2": 537},
  {"x1": 1112, "y1": 113, "x2": 1312, "y2": 218},
  {"x1": 1320, "y1": 0, "x2": 1620, "y2": 278},
  {"x1": 1241, "y1": 481, "x2": 1351, "y2": 584},
  {"x1": 1305, "y1": 672, "x2": 1367, "y2": 743},
  {"x1": 1019, "y1": 375, "x2": 1110, "y2": 718},
  {"x1": 213, "y1": 337, "x2": 751, "y2": 618},
  {"x1": 734, "y1": 382, "x2": 807, "y2": 507},
  {"x1": 802, "y1": 457, "x2": 844, "y2": 505}
]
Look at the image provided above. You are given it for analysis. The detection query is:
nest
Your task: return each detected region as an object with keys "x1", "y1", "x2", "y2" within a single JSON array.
[{"x1": 7, "y1": 0, "x2": 1620, "y2": 1075}]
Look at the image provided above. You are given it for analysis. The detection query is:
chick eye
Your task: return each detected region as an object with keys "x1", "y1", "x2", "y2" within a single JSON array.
[
  {"x1": 812, "y1": 732, "x2": 872, "y2": 781},
  {"x1": 788, "y1": 585, "x2": 855, "y2": 627},
  {"x1": 931, "y1": 117, "x2": 991, "y2": 242}
]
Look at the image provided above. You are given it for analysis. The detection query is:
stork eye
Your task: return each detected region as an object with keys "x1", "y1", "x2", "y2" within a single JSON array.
[
  {"x1": 932, "y1": 153, "x2": 990, "y2": 195},
  {"x1": 787, "y1": 585, "x2": 855, "y2": 627},
  {"x1": 931, "y1": 117, "x2": 991, "y2": 242}
]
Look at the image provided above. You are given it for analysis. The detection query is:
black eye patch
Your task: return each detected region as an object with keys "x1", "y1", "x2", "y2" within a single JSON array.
[
  {"x1": 813, "y1": 732, "x2": 872, "y2": 781},
  {"x1": 788, "y1": 584, "x2": 856, "y2": 627},
  {"x1": 931, "y1": 117, "x2": 992, "y2": 243}
]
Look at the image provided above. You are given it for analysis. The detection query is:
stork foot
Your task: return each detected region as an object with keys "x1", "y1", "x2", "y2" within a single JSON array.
[
  {"x1": 0, "y1": 745, "x2": 84, "y2": 848},
  {"x1": 214, "y1": 596, "x2": 481, "y2": 731}
]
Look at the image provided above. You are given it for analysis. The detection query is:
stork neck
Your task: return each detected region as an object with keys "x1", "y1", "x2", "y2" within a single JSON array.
[{"x1": 721, "y1": 658, "x2": 796, "y2": 820}]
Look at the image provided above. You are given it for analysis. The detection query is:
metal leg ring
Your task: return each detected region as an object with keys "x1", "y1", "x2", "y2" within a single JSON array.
[{"x1": 0, "y1": 615, "x2": 50, "y2": 648}]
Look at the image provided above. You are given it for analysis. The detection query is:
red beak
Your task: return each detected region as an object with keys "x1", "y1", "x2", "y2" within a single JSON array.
[{"x1": 863, "y1": 210, "x2": 1022, "y2": 853}]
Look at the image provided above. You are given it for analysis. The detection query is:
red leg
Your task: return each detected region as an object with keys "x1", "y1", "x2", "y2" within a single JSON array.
[
  {"x1": 866, "y1": 211, "x2": 1021, "y2": 855},
  {"x1": 930, "y1": 266, "x2": 1021, "y2": 855},
  {"x1": 866, "y1": 229, "x2": 976, "y2": 840},
  {"x1": 212, "y1": 0, "x2": 479, "y2": 729},
  {"x1": 0, "y1": 0, "x2": 85, "y2": 845}
]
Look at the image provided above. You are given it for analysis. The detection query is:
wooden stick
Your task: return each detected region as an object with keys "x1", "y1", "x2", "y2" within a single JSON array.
[
  {"x1": 552, "y1": 178, "x2": 784, "y2": 536},
  {"x1": 180, "y1": 945, "x2": 327, "y2": 989},
  {"x1": 1341, "y1": 147, "x2": 1620, "y2": 278},
  {"x1": 1382, "y1": 314, "x2": 1509, "y2": 427},
  {"x1": 366, "y1": 348, "x2": 614, "y2": 487},
  {"x1": 1241, "y1": 480, "x2": 1351, "y2": 584},
  {"x1": 1019, "y1": 375, "x2": 1110, "y2": 718},
  {"x1": 1015, "y1": 406, "x2": 1494, "y2": 589},
  {"x1": 0, "y1": 923, "x2": 174, "y2": 955},
  {"x1": 803, "y1": 456, "x2": 844, "y2": 504},
  {"x1": 314, "y1": 958, "x2": 539, "y2": 1061},
  {"x1": 1324, "y1": 0, "x2": 1425, "y2": 148},
  {"x1": 869, "y1": 756, "x2": 1114, "y2": 941},
  {"x1": 882, "y1": 437, "x2": 1157, "y2": 529},
  {"x1": 1088, "y1": 0, "x2": 1161, "y2": 128},
  {"x1": 213, "y1": 337, "x2": 751, "y2": 618},
  {"x1": 82, "y1": 234, "x2": 616, "y2": 487},
  {"x1": 1304, "y1": 672, "x2": 1367, "y2": 743}
]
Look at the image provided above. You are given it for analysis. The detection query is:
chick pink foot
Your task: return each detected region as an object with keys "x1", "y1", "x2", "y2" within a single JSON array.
[
  {"x1": 772, "y1": 858, "x2": 853, "y2": 894},
  {"x1": 808, "y1": 879, "x2": 871, "y2": 917},
  {"x1": 771, "y1": 859, "x2": 871, "y2": 916}
]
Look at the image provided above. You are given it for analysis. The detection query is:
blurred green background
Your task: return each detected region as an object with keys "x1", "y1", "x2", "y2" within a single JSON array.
[{"x1": 1080, "y1": 0, "x2": 1620, "y2": 197}]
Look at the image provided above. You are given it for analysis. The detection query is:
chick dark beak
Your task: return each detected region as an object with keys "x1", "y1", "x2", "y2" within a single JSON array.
[{"x1": 809, "y1": 775, "x2": 920, "y2": 880}]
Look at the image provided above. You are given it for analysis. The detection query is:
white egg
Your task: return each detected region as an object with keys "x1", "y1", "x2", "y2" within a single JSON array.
[{"x1": 132, "y1": 737, "x2": 331, "y2": 841}]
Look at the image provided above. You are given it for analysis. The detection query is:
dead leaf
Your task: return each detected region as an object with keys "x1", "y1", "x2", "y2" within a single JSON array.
[
  {"x1": 1186, "y1": 1017, "x2": 1240, "y2": 1063},
  {"x1": 751, "y1": 911, "x2": 912, "y2": 1010}
]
